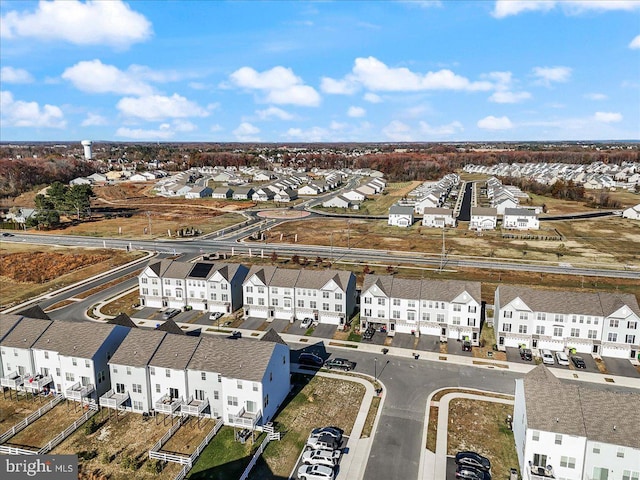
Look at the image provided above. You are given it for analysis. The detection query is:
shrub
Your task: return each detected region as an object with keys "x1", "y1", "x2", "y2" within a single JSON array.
[{"x1": 84, "y1": 417, "x2": 99, "y2": 435}]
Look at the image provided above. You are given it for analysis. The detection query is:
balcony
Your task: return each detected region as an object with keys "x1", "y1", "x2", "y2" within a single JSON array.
[
  {"x1": 0, "y1": 371, "x2": 25, "y2": 389},
  {"x1": 65, "y1": 382, "x2": 95, "y2": 401},
  {"x1": 155, "y1": 394, "x2": 183, "y2": 415},
  {"x1": 181, "y1": 396, "x2": 209, "y2": 416},
  {"x1": 527, "y1": 464, "x2": 555, "y2": 480},
  {"x1": 23, "y1": 374, "x2": 53, "y2": 393},
  {"x1": 228, "y1": 406, "x2": 262, "y2": 429},
  {"x1": 99, "y1": 389, "x2": 130, "y2": 409}
]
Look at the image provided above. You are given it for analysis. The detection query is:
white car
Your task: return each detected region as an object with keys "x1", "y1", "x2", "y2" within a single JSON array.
[
  {"x1": 541, "y1": 349, "x2": 555, "y2": 365},
  {"x1": 300, "y1": 317, "x2": 313, "y2": 329},
  {"x1": 298, "y1": 464, "x2": 335, "y2": 480},
  {"x1": 555, "y1": 351, "x2": 570, "y2": 366},
  {"x1": 301, "y1": 448, "x2": 341, "y2": 467}
]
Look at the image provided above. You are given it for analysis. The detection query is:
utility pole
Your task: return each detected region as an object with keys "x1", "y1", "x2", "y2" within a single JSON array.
[
  {"x1": 347, "y1": 219, "x2": 350, "y2": 249},
  {"x1": 146, "y1": 211, "x2": 152, "y2": 236},
  {"x1": 439, "y1": 227, "x2": 446, "y2": 272}
]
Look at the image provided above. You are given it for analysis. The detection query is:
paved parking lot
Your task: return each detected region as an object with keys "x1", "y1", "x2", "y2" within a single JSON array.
[
  {"x1": 602, "y1": 356, "x2": 640, "y2": 378},
  {"x1": 311, "y1": 324, "x2": 338, "y2": 339},
  {"x1": 290, "y1": 435, "x2": 349, "y2": 480},
  {"x1": 391, "y1": 333, "x2": 417, "y2": 350}
]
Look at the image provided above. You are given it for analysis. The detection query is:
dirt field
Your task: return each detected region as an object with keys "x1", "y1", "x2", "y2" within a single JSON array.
[
  {"x1": 0, "y1": 393, "x2": 46, "y2": 433},
  {"x1": 53, "y1": 412, "x2": 183, "y2": 480},
  {"x1": 161, "y1": 416, "x2": 216, "y2": 455},
  {"x1": 7, "y1": 401, "x2": 87, "y2": 449},
  {"x1": 0, "y1": 243, "x2": 144, "y2": 309}
]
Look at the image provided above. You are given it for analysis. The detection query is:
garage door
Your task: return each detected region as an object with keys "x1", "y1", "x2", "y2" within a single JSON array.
[
  {"x1": 319, "y1": 314, "x2": 341, "y2": 325},
  {"x1": 248, "y1": 307, "x2": 268, "y2": 319}
]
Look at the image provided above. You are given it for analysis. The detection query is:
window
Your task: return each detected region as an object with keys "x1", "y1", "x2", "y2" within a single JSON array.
[
  {"x1": 166, "y1": 289, "x2": 172, "y2": 297},
  {"x1": 166, "y1": 369, "x2": 171, "y2": 378},
  {"x1": 142, "y1": 288, "x2": 148, "y2": 295},
  {"x1": 617, "y1": 447, "x2": 625, "y2": 458},
  {"x1": 504, "y1": 311, "x2": 512, "y2": 319},
  {"x1": 378, "y1": 298, "x2": 385, "y2": 306},
  {"x1": 622, "y1": 471, "x2": 639, "y2": 480},
  {"x1": 553, "y1": 327, "x2": 563, "y2": 337},
  {"x1": 213, "y1": 391, "x2": 219, "y2": 400},
  {"x1": 393, "y1": 299, "x2": 401, "y2": 306},
  {"x1": 176, "y1": 290, "x2": 182, "y2": 298},
  {"x1": 72, "y1": 358, "x2": 77, "y2": 366},
  {"x1": 608, "y1": 332, "x2": 618, "y2": 342},
  {"x1": 377, "y1": 310, "x2": 385, "y2": 318},
  {"x1": 626, "y1": 334, "x2": 636, "y2": 344},
  {"x1": 537, "y1": 313, "x2": 546, "y2": 321},
  {"x1": 364, "y1": 297, "x2": 372, "y2": 304},
  {"x1": 323, "y1": 303, "x2": 329, "y2": 311},
  {"x1": 468, "y1": 305, "x2": 476, "y2": 313},
  {"x1": 335, "y1": 292, "x2": 342, "y2": 300},
  {"x1": 271, "y1": 298, "x2": 278, "y2": 306},
  {"x1": 468, "y1": 318, "x2": 476, "y2": 327},
  {"x1": 570, "y1": 328, "x2": 579, "y2": 337},
  {"x1": 257, "y1": 287, "x2": 264, "y2": 294},
  {"x1": 56, "y1": 368, "x2": 60, "y2": 377},
  {"x1": 520, "y1": 312, "x2": 528, "y2": 321},
  {"x1": 237, "y1": 380, "x2": 243, "y2": 389},
  {"x1": 132, "y1": 384, "x2": 142, "y2": 393},
  {"x1": 149, "y1": 367, "x2": 155, "y2": 375},
  {"x1": 453, "y1": 304, "x2": 461, "y2": 312},
  {"x1": 310, "y1": 301, "x2": 316, "y2": 309},
  {"x1": 141, "y1": 277, "x2": 148, "y2": 284},
  {"x1": 271, "y1": 287, "x2": 278, "y2": 294},
  {"x1": 218, "y1": 374, "x2": 222, "y2": 383},
  {"x1": 297, "y1": 300, "x2": 304, "y2": 308},
  {"x1": 156, "y1": 384, "x2": 161, "y2": 393},
  {"x1": 246, "y1": 285, "x2": 253, "y2": 293},
  {"x1": 533, "y1": 454, "x2": 547, "y2": 467},
  {"x1": 221, "y1": 284, "x2": 228, "y2": 290},
  {"x1": 610, "y1": 319, "x2": 619, "y2": 328},
  {"x1": 422, "y1": 312, "x2": 430, "y2": 321},
  {"x1": 151, "y1": 279, "x2": 158, "y2": 285},
  {"x1": 579, "y1": 316, "x2": 584, "y2": 324},
  {"x1": 323, "y1": 291, "x2": 329, "y2": 298},
  {"x1": 560, "y1": 456, "x2": 575, "y2": 469},
  {"x1": 65, "y1": 372, "x2": 75, "y2": 382},
  {"x1": 253, "y1": 383, "x2": 259, "y2": 392},
  {"x1": 246, "y1": 297, "x2": 253, "y2": 305},
  {"x1": 536, "y1": 326, "x2": 545, "y2": 335},
  {"x1": 588, "y1": 330, "x2": 597, "y2": 339},
  {"x1": 126, "y1": 366, "x2": 132, "y2": 375},
  {"x1": 133, "y1": 400, "x2": 143, "y2": 411},
  {"x1": 201, "y1": 372, "x2": 206, "y2": 381},
  {"x1": 98, "y1": 370, "x2": 105, "y2": 383},
  {"x1": 572, "y1": 315, "x2": 577, "y2": 323},
  {"x1": 221, "y1": 294, "x2": 228, "y2": 302},
  {"x1": 519, "y1": 325, "x2": 527, "y2": 334},
  {"x1": 555, "y1": 314, "x2": 564, "y2": 323},
  {"x1": 555, "y1": 434, "x2": 562, "y2": 445},
  {"x1": 408, "y1": 301, "x2": 415, "y2": 308},
  {"x1": 592, "y1": 444, "x2": 600, "y2": 454},
  {"x1": 258, "y1": 298, "x2": 265, "y2": 306},
  {"x1": 628, "y1": 321, "x2": 638, "y2": 329},
  {"x1": 44, "y1": 351, "x2": 49, "y2": 359},
  {"x1": 436, "y1": 314, "x2": 445, "y2": 323},
  {"x1": 452, "y1": 317, "x2": 461, "y2": 325},
  {"x1": 392, "y1": 310, "x2": 400, "y2": 319},
  {"x1": 532, "y1": 430, "x2": 539, "y2": 441},
  {"x1": 227, "y1": 396, "x2": 238, "y2": 407},
  {"x1": 164, "y1": 279, "x2": 170, "y2": 285}
]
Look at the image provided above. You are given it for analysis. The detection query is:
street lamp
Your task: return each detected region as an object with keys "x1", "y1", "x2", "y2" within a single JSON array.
[{"x1": 374, "y1": 357, "x2": 378, "y2": 383}]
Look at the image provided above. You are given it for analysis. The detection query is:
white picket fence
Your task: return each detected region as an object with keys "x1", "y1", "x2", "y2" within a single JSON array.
[
  {"x1": 0, "y1": 394, "x2": 63, "y2": 444},
  {"x1": 38, "y1": 402, "x2": 99, "y2": 454},
  {"x1": 173, "y1": 420, "x2": 224, "y2": 480},
  {"x1": 0, "y1": 445, "x2": 37, "y2": 455},
  {"x1": 238, "y1": 435, "x2": 271, "y2": 480},
  {"x1": 149, "y1": 416, "x2": 186, "y2": 455}
]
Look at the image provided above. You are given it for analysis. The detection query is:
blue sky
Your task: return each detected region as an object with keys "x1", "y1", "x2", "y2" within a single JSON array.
[{"x1": 1, "y1": 0, "x2": 639, "y2": 142}]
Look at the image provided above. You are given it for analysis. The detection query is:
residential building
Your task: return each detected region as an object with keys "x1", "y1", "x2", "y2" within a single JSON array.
[
  {"x1": 622, "y1": 204, "x2": 640, "y2": 220},
  {"x1": 513, "y1": 365, "x2": 640, "y2": 480},
  {"x1": 494, "y1": 285, "x2": 640, "y2": 358},
  {"x1": 421, "y1": 208, "x2": 456, "y2": 228},
  {"x1": 360, "y1": 275, "x2": 482, "y2": 344},
  {"x1": 341, "y1": 190, "x2": 366, "y2": 202},
  {"x1": 212, "y1": 187, "x2": 233, "y2": 199},
  {"x1": 185, "y1": 186, "x2": 212, "y2": 199},
  {"x1": 232, "y1": 187, "x2": 254, "y2": 200},
  {"x1": 322, "y1": 195, "x2": 359, "y2": 210},
  {"x1": 502, "y1": 208, "x2": 540, "y2": 230},
  {"x1": 388, "y1": 204, "x2": 414, "y2": 227},
  {"x1": 469, "y1": 207, "x2": 498, "y2": 230},
  {"x1": 0, "y1": 314, "x2": 24, "y2": 379}
]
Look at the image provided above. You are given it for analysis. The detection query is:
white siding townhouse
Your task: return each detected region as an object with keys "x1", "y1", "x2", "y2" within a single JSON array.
[
  {"x1": 360, "y1": 275, "x2": 482, "y2": 345},
  {"x1": 421, "y1": 208, "x2": 456, "y2": 228},
  {"x1": 322, "y1": 195, "x2": 359, "y2": 210},
  {"x1": 513, "y1": 365, "x2": 640, "y2": 480},
  {"x1": 243, "y1": 266, "x2": 357, "y2": 327},
  {"x1": 502, "y1": 208, "x2": 540, "y2": 231},
  {"x1": 494, "y1": 285, "x2": 640, "y2": 358},
  {"x1": 388, "y1": 204, "x2": 414, "y2": 227},
  {"x1": 469, "y1": 207, "x2": 498, "y2": 230},
  {"x1": 0, "y1": 314, "x2": 24, "y2": 380}
]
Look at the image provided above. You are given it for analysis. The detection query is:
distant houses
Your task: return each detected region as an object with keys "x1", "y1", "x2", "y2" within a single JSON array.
[{"x1": 388, "y1": 204, "x2": 414, "y2": 227}]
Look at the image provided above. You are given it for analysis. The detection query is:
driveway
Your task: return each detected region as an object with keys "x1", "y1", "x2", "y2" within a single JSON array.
[
  {"x1": 269, "y1": 318, "x2": 291, "y2": 333},
  {"x1": 239, "y1": 316, "x2": 267, "y2": 330},
  {"x1": 391, "y1": 333, "x2": 417, "y2": 350},
  {"x1": 365, "y1": 331, "x2": 388, "y2": 346},
  {"x1": 601, "y1": 356, "x2": 640, "y2": 377},
  {"x1": 131, "y1": 306, "x2": 158, "y2": 320},
  {"x1": 311, "y1": 324, "x2": 338, "y2": 339},
  {"x1": 447, "y1": 339, "x2": 473, "y2": 357},
  {"x1": 416, "y1": 334, "x2": 441, "y2": 353},
  {"x1": 505, "y1": 347, "x2": 536, "y2": 365}
]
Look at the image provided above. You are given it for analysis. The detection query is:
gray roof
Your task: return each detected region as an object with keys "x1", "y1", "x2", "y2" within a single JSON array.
[
  {"x1": 0, "y1": 314, "x2": 25, "y2": 342},
  {"x1": 17, "y1": 305, "x2": 51, "y2": 320},
  {"x1": 156, "y1": 319, "x2": 185, "y2": 335},
  {"x1": 1, "y1": 317, "x2": 52, "y2": 349},
  {"x1": 32, "y1": 320, "x2": 121, "y2": 359},
  {"x1": 149, "y1": 334, "x2": 200, "y2": 370},
  {"x1": 260, "y1": 328, "x2": 287, "y2": 345},
  {"x1": 163, "y1": 260, "x2": 194, "y2": 279},
  {"x1": 471, "y1": 207, "x2": 497, "y2": 216},
  {"x1": 109, "y1": 329, "x2": 166, "y2": 368},
  {"x1": 503, "y1": 208, "x2": 537, "y2": 217},
  {"x1": 187, "y1": 335, "x2": 284, "y2": 382},
  {"x1": 246, "y1": 265, "x2": 278, "y2": 286},
  {"x1": 523, "y1": 366, "x2": 640, "y2": 449},
  {"x1": 362, "y1": 274, "x2": 481, "y2": 303},
  {"x1": 108, "y1": 313, "x2": 138, "y2": 328},
  {"x1": 422, "y1": 208, "x2": 454, "y2": 216},
  {"x1": 270, "y1": 268, "x2": 301, "y2": 288},
  {"x1": 389, "y1": 204, "x2": 414, "y2": 215},
  {"x1": 296, "y1": 269, "x2": 353, "y2": 291},
  {"x1": 498, "y1": 285, "x2": 640, "y2": 317}
]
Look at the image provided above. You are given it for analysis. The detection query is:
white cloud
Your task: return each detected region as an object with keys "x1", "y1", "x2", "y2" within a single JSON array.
[
  {"x1": 117, "y1": 94, "x2": 209, "y2": 121},
  {"x1": 116, "y1": 124, "x2": 174, "y2": 140},
  {"x1": 0, "y1": 90, "x2": 66, "y2": 128},
  {"x1": 62, "y1": 60, "x2": 154, "y2": 96},
  {"x1": 347, "y1": 106, "x2": 366, "y2": 118},
  {"x1": 320, "y1": 76, "x2": 358, "y2": 95},
  {"x1": 593, "y1": 111, "x2": 622, "y2": 123},
  {"x1": 210, "y1": 124, "x2": 223, "y2": 132},
  {"x1": 364, "y1": 93, "x2": 382, "y2": 103},
  {"x1": 1, "y1": 0, "x2": 152, "y2": 48},
  {"x1": 0, "y1": 66, "x2": 33, "y2": 84},
  {"x1": 256, "y1": 106, "x2": 294, "y2": 120},
  {"x1": 489, "y1": 91, "x2": 532, "y2": 103},
  {"x1": 233, "y1": 122, "x2": 260, "y2": 141},
  {"x1": 81, "y1": 113, "x2": 108, "y2": 127},
  {"x1": 285, "y1": 126, "x2": 333, "y2": 142},
  {"x1": 173, "y1": 120, "x2": 197, "y2": 132},
  {"x1": 349, "y1": 56, "x2": 493, "y2": 92},
  {"x1": 493, "y1": 1, "x2": 640, "y2": 18},
  {"x1": 477, "y1": 115, "x2": 513, "y2": 130},
  {"x1": 229, "y1": 65, "x2": 320, "y2": 106},
  {"x1": 630, "y1": 35, "x2": 640, "y2": 49},
  {"x1": 419, "y1": 121, "x2": 464, "y2": 136},
  {"x1": 382, "y1": 120, "x2": 414, "y2": 141},
  {"x1": 532, "y1": 66, "x2": 572, "y2": 86},
  {"x1": 584, "y1": 93, "x2": 608, "y2": 101}
]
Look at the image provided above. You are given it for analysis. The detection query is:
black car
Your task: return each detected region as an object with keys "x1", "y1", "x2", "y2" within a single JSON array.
[
  {"x1": 456, "y1": 465, "x2": 491, "y2": 480},
  {"x1": 462, "y1": 340, "x2": 472, "y2": 352},
  {"x1": 310, "y1": 426, "x2": 343, "y2": 443},
  {"x1": 362, "y1": 327, "x2": 375, "y2": 341},
  {"x1": 298, "y1": 352, "x2": 323, "y2": 367},
  {"x1": 324, "y1": 358, "x2": 356, "y2": 371},
  {"x1": 455, "y1": 451, "x2": 491, "y2": 472},
  {"x1": 519, "y1": 348, "x2": 533, "y2": 361},
  {"x1": 1, "y1": 232, "x2": 14, "y2": 237},
  {"x1": 571, "y1": 355, "x2": 586, "y2": 369}
]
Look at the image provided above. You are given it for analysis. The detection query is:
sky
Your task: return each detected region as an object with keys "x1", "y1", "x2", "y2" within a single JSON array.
[{"x1": 1, "y1": 0, "x2": 639, "y2": 143}]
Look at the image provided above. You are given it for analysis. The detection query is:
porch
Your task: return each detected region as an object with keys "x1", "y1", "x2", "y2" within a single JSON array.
[
  {"x1": 155, "y1": 393, "x2": 183, "y2": 415},
  {"x1": 181, "y1": 396, "x2": 209, "y2": 416},
  {"x1": 0, "y1": 371, "x2": 25, "y2": 389},
  {"x1": 23, "y1": 374, "x2": 53, "y2": 394},
  {"x1": 99, "y1": 389, "x2": 130, "y2": 409},
  {"x1": 65, "y1": 382, "x2": 95, "y2": 401},
  {"x1": 228, "y1": 406, "x2": 262, "y2": 429}
]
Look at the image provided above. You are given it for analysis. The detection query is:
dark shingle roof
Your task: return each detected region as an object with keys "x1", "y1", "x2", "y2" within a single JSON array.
[
  {"x1": 32, "y1": 320, "x2": 121, "y2": 358},
  {"x1": 16, "y1": 305, "x2": 51, "y2": 320},
  {"x1": 0, "y1": 314, "x2": 25, "y2": 342},
  {"x1": 260, "y1": 328, "x2": 287, "y2": 345},
  {"x1": 156, "y1": 319, "x2": 185, "y2": 335},
  {"x1": 149, "y1": 335, "x2": 200, "y2": 370},
  {"x1": 1, "y1": 317, "x2": 52, "y2": 348},
  {"x1": 362, "y1": 274, "x2": 481, "y2": 303},
  {"x1": 109, "y1": 329, "x2": 166, "y2": 368},
  {"x1": 108, "y1": 313, "x2": 138, "y2": 328},
  {"x1": 471, "y1": 207, "x2": 497, "y2": 216}
]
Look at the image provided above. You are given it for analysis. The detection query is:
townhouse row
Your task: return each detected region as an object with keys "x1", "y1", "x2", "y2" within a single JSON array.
[
  {"x1": 494, "y1": 285, "x2": 640, "y2": 359},
  {"x1": 138, "y1": 259, "x2": 640, "y2": 357},
  {"x1": 0, "y1": 314, "x2": 290, "y2": 429}
]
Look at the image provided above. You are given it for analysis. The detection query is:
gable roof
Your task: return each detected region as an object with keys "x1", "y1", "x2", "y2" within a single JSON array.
[
  {"x1": 32, "y1": 320, "x2": 122, "y2": 358},
  {"x1": 108, "y1": 313, "x2": 138, "y2": 328},
  {"x1": 504, "y1": 208, "x2": 537, "y2": 217},
  {"x1": 156, "y1": 319, "x2": 185, "y2": 335},
  {"x1": 260, "y1": 328, "x2": 287, "y2": 345},
  {"x1": 109, "y1": 329, "x2": 166, "y2": 368},
  {"x1": 389, "y1": 204, "x2": 414, "y2": 215},
  {"x1": 362, "y1": 274, "x2": 481, "y2": 303},
  {"x1": 0, "y1": 314, "x2": 25, "y2": 342},
  {"x1": 16, "y1": 305, "x2": 51, "y2": 320},
  {"x1": 1, "y1": 316, "x2": 52, "y2": 349},
  {"x1": 471, "y1": 207, "x2": 497, "y2": 217},
  {"x1": 149, "y1": 334, "x2": 200, "y2": 370},
  {"x1": 246, "y1": 265, "x2": 277, "y2": 286}
]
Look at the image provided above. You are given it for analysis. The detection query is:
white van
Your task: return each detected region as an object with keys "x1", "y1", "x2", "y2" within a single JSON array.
[{"x1": 541, "y1": 349, "x2": 555, "y2": 365}]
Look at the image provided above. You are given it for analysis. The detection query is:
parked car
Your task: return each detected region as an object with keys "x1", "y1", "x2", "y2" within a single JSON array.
[
  {"x1": 298, "y1": 353, "x2": 324, "y2": 368},
  {"x1": 571, "y1": 355, "x2": 586, "y2": 369},
  {"x1": 519, "y1": 347, "x2": 533, "y2": 361},
  {"x1": 455, "y1": 451, "x2": 491, "y2": 472},
  {"x1": 301, "y1": 448, "x2": 341, "y2": 467},
  {"x1": 462, "y1": 340, "x2": 472, "y2": 352},
  {"x1": 162, "y1": 308, "x2": 180, "y2": 320},
  {"x1": 541, "y1": 349, "x2": 555, "y2": 365},
  {"x1": 1, "y1": 232, "x2": 14, "y2": 237},
  {"x1": 310, "y1": 426, "x2": 343, "y2": 443},
  {"x1": 306, "y1": 433, "x2": 340, "y2": 451},
  {"x1": 555, "y1": 351, "x2": 570, "y2": 366},
  {"x1": 362, "y1": 327, "x2": 375, "y2": 341},
  {"x1": 324, "y1": 358, "x2": 356, "y2": 371},
  {"x1": 300, "y1": 317, "x2": 314, "y2": 329},
  {"x1": 298, "y1": 464, "x2": 335, "y2": 480},
  {"x1": 456, "y1": 465, "x2": 491, "y2": 480},
  {"x1": 229, "y1": 330, "x2": 242, "y2": 339},
  {"x1": 209, "y1": 312, "x2": 223, "y2": 321}
]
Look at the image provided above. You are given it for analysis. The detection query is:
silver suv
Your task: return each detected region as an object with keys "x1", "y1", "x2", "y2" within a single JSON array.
[
  {"x1": 306, "y1": 433, "x2": 340, "y2": 451},
  {"x1": 301, "y1": 448, "x2": 340, "y2": 468}
]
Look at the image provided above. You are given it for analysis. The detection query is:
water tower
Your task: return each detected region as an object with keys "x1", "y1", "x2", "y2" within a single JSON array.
[{"x1": 81, "y1": 140, "x2": 93, "y2": 160}]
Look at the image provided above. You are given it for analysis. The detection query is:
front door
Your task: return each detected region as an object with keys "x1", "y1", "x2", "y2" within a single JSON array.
[
  {"x1": 593, "y1": 344, "x2": 599, "y2": 354},
  {"x1": 441, "y1": 327, "x2": 447, "y2": 336},
  {"x1": 532, "y1": 339, "x2": 538, "y2": 348},
  {"x1": 631, "y1": 350, "x2": 637, "y2": 359}
]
